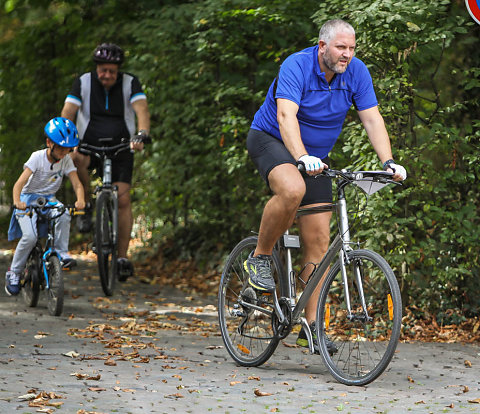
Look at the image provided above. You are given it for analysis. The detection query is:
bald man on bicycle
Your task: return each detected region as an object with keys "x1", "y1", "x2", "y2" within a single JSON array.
[
  {"x1": 245, "y1": 19, "x2": 406, "y2": 353},
  {"x1": 61, "y1": 43, "x2": 150, "y2": 282}
]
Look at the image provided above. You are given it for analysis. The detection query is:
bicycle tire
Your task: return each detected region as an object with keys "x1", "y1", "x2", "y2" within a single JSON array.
[
  {"x1": 218, "y1": 236, "x2": 285, "y2": 367},
  {"x1": 95, "y1": 190, "x2": 118, "y2": 296},
  {"x1": 46, "y1": 255, "x2": 64, "y2": 316},
  {"x1": 316, "y1": 249, "x2": 402, "y2": 386},
  {"x1": 21, "y1": 246, "x2": 41, "y2": 307}
]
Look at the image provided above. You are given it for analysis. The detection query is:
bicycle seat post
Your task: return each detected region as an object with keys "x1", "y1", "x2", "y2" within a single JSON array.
[{"x1": 282, "y1": 230, "x2": 301, "y2": 309}]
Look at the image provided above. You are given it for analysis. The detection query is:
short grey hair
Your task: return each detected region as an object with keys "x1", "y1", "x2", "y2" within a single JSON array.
[{"x1": 318, "y1": 19, "x2": 355, "y2": 44}]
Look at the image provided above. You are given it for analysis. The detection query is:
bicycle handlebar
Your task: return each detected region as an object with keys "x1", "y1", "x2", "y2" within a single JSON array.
[
  {"x1": 78, "y1": 136, "x2": 152, "y2": 159},
  {"x1": 16, "y1": 197, "x2": 84, "y2": 219},
  {"x1": 297, "y1": 163, "x2": 401, "y2": 186}
]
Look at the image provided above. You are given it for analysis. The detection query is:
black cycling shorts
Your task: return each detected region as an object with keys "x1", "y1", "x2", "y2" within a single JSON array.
[
  {"x1": 87, "y1": 150, "x2": 134, "y2": 185},
  {"x1": 246, "y1": 128, "x2": 332, "y2": 205}
]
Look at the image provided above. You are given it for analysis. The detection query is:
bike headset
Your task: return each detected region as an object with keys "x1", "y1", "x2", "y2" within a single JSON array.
[
  {"x1": 92, "y1": 43, "x2": 124, "y2": 65},
  {"x1": 44, "y1": 117, "x2": 79, "y2": 170}
]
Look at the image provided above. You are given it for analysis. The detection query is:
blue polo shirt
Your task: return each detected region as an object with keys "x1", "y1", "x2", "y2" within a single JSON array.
[{"x1": 251, "y1": 45, "x2": 378, "y2": 158}]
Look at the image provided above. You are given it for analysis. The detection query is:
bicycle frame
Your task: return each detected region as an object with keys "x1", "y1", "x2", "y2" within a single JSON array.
[
  {"x1": 23, "y1": 201, "x2": 66, "y2": 289},
  {"x1": 259, "y1": 170, "x2": 398, "y2": 347}
]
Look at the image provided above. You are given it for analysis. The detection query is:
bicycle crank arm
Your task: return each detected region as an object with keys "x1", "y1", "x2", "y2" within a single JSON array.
[
  {"x1": 237, "y1": 299, "x2": 273, "y2": 318},
  {"x1": 272, "y1": 290, "x2": 286, "y2": 325}
]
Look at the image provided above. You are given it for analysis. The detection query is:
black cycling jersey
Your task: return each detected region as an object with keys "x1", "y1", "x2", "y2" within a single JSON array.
[{"x1": 65, "y1": 71, "x2": 146, "y2": 145}]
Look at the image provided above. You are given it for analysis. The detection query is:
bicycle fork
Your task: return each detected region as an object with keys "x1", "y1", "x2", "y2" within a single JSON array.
[{"x1": 337, "y1": 197, "x2": 371, "y2": 323}]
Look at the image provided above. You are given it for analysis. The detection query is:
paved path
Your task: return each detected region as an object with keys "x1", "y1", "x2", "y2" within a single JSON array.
[{"x1": 0, "y1": 249, "x2": 479, "y2": 413}]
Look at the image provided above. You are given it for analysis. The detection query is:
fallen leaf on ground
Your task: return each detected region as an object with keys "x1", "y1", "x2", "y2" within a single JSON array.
[
  {"x1": 17, "y1": 393, "x2": 36, "y2": 401},
  {"x1": 254, "y1": 389, "x2": 272, "y2": 397},
  {"x1": 165, "y1": 393, "x2": 184, "y2": 399},
  {"x1": 63, "y1": 351, "x2": 79, "y2": 358}
]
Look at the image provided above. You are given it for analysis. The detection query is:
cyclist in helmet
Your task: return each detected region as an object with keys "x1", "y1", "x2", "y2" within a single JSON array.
[
  {"x1": 5, "y1": 117, "x2": 85, "y2": 296},
  {"x1": 60, "y1": 43, "x2": 150, "y2": 282}
]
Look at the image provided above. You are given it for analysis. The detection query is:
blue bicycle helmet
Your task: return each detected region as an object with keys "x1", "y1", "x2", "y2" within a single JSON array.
[{"x1": 44, "y1": 117, "x2": 79, "y2": 148}]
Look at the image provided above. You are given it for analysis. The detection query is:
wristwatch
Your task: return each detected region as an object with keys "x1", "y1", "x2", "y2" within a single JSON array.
[{"x1": 382, "y1": 159, "x2": 395, "y2": 170}]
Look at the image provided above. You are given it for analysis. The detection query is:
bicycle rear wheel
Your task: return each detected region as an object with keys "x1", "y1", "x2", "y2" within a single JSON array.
[
  {"x1": 95, "y1": 191, "x2": 118, "y2": 296},
  {"x1": 22, "y1": 246, "x2": 41, "y2": 307},
  {"x1": 46, "y1": 255, "x2": 64, "y2": 316},
  {"x1": 316, "y1": 249, "x2": 402, "y2": 386},
  {"x1": 218, "y1": 236, "x2": 285, "y2": 367}
]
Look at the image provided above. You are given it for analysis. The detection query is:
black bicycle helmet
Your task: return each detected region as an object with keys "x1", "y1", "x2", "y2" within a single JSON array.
[{"x1": 92, "y1": 43, "x2": 124, "y2": 65}]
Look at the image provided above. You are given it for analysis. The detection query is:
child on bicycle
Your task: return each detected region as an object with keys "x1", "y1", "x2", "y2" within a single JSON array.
[{"x1": 5, "y1": 117, "x2": 85, "y2": 296}]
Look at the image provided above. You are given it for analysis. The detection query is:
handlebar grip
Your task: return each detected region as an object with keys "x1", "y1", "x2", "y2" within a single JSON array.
[
  {"x1": 296, "y1": 161, "x2": 329, "y2": 174},
  {"x1": 296, "y1": 161, "x2": 306, "y2": 172}
]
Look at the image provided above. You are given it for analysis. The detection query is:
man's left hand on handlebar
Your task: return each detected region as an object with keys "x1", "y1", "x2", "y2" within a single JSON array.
[
  {"x1": 130, "y1": 130, "x2": 149, "y2": 151},
  {"x1": 383, "y1": 159, "x2": 407, "y2": 182}
]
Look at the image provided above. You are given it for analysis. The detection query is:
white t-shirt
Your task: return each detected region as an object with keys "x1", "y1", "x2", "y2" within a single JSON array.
[{"x1": 21, "y1": 149, "x2": 76, "y2": 195}]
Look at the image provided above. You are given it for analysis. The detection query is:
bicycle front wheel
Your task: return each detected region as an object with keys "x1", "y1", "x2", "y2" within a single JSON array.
[
  {"x1": 95, "y1": 191, "x2": 118, "y2": 296},
  {"x1": 316, "y1": 249, "x2": 402, "y2": 386},
  {"x1": 22, "y1": 246, "x2": 41, "y2": 307},
  {"x1": 218, "y1": 236, "x2": 285, "y2": 367},
  {"x1": 46, "y1": 255, "x2": 64, "y2": 316}
]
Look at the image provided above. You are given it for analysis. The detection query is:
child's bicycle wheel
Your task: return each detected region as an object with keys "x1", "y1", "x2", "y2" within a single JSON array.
[
  {"x1": 46, "y1": 255, "x2": 64, "y2": 316},
  {"x1": 22, "y1": 246, "x2": 41, "y2": 307}
]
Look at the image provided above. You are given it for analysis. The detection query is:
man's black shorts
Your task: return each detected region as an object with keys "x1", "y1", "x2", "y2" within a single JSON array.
[
  {"x1": 84, "y1": 149, "x2": 134, "y2": 185},
  {"x1": 246, "y1": 128, "x2": 332, "y2": 205}
]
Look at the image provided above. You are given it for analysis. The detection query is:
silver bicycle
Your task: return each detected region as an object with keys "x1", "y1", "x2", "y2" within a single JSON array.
[{"x1": 218, "y1": 169, "x2": 403, "y2": 386}]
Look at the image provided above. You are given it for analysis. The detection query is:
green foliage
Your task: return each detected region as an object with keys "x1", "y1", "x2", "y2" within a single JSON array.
[
  {"x1": 1, "y1": 0, "x2": 479, "y2": 315},
  {"x1": 128, "y1": 0, "x2": 319, "y2": 259}
]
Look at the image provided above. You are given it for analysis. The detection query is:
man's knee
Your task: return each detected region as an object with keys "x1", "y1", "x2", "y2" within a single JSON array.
[
  {"x1": 117, "y1": 192, "x2": 131, "y2": 210},
  {"x1": 269, "y1": 165, "x2": 306, "y2": 206}
]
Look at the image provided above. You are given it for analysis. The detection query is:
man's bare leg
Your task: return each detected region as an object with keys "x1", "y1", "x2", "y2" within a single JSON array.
[
  {"x1": 255, "y1": 163, "x2": 306, "y2": 256},
  {"x1": 116, "y1": 182, "x2": 132, "y2": 259},
  {"x1": 298, "y1": 208, "x2": 332, "y2": 323}
]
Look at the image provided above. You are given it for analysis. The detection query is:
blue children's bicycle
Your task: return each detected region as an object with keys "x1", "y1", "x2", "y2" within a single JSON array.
[{"x1": 21, "y1": 197, "x2": 81, "y2": 316}]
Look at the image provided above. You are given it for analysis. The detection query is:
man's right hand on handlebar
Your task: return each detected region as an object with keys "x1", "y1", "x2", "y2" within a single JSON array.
[{"x1": 297, "y1": 154, "x2": 328, "y2": 175}]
